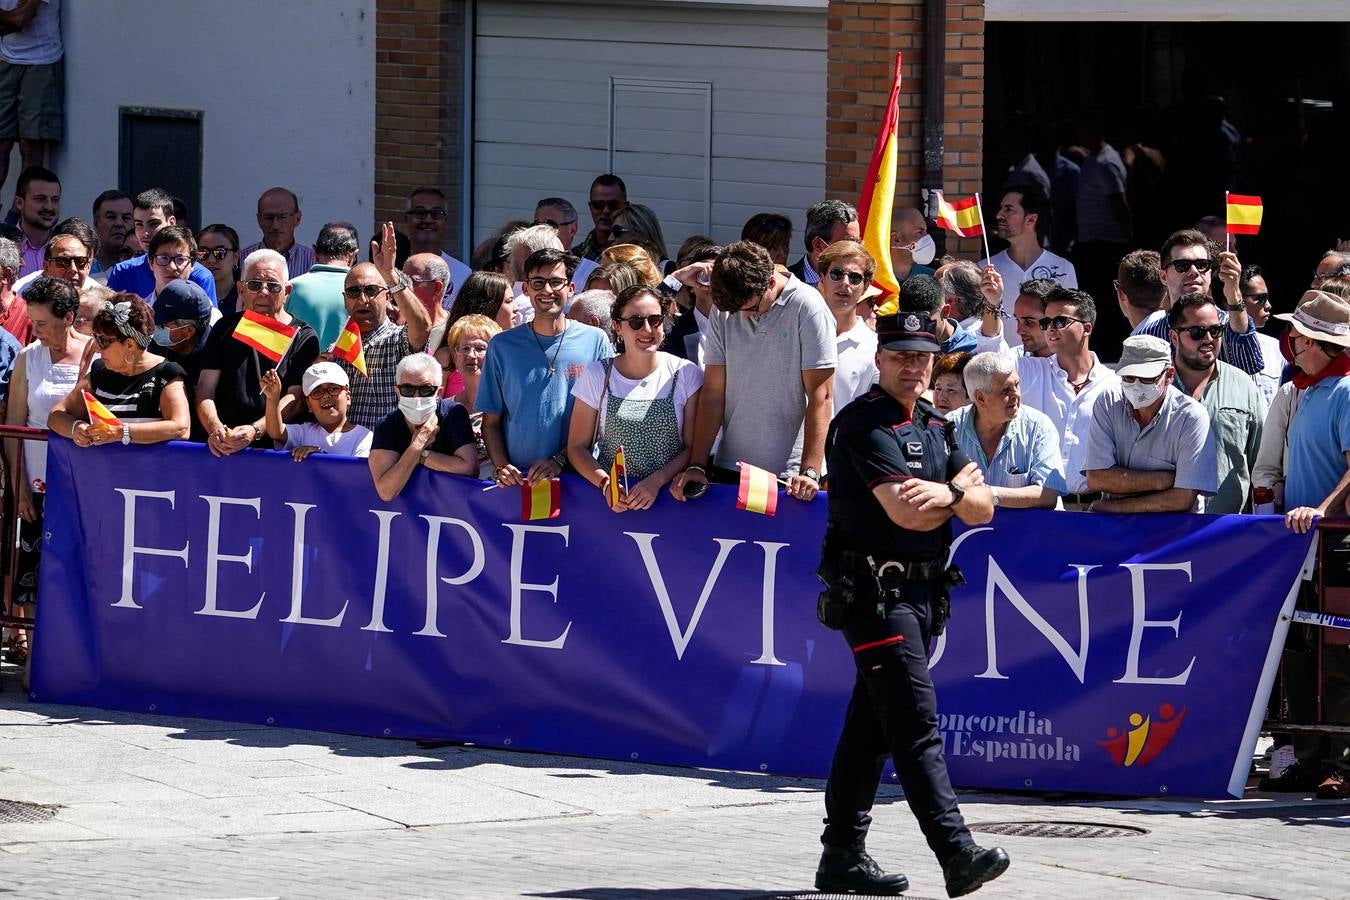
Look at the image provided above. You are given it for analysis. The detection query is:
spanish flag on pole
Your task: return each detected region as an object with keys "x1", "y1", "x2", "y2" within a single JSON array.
[
  {"x1": 1226, "y1": 193, "x2": 1263, "y2": 236},
  {"x1": 736, "y1": 461, "x2": 779, "y2": 517},
  {"x1": 232, "y1": 309, "x2": 297, "y2": 363},
  {"x1": 933, "y1": 191, "x2": 985, "y2": 238},
  {"x1": 606, "y1": 446, "x2": 627, "y2": 510},
  {"x1": 522, "y1": 479, "x2": 562, "y2": 521},
  {"x1": 82, "y1": 391, "x2": 121, "y2": 428},
  {"x1": 332, "y1": 318, "x2": 368, "y2": 376},
  {"x1": 858, "y1": 52, "x2": 905, "y2": 316}
]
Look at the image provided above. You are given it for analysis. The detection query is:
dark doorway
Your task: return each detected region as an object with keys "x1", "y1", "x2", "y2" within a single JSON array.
[
  {"x1": 985, "y1": 21, "x2": 1350, "y2": 329},
  {"x1": 118, "y1": 107, "x2": 204, "y2": 232}
]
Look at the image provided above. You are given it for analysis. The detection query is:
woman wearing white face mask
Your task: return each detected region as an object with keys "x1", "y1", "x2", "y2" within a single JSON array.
[{"x1": 368, "y1": 352, "x2": 478, "y2": 501}]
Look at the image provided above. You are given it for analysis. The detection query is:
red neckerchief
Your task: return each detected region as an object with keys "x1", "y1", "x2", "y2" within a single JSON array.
[{"x1": 1292, "y1": 352, "x2": 1350, "y2": 389}]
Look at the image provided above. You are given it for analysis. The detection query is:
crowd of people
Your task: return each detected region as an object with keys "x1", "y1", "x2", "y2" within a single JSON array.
[{"x1": 0, "y1": 161, "x2": 1342, "y2": 798}]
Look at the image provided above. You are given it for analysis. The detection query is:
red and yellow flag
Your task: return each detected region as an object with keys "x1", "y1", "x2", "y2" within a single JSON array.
[
  {"x1": 522, "y1": 479, "x2": 562, "y2": 521},
  {"x1": 736, "y1": 461, "x2": 779, "y2": 517},
  {"x1": 606, "y1": 446, "x2": 627, "y2": 510},
  {"x1": 933, "y1": 191, "x2": 984, "y2": 238},
  {"x1": 82, "y1": 390, "x2": 121, "y2": 428},
  {"x1": 1226, "y1": 193, "x2": 1263, "y2": 236},
  {"x1": 858, "y1": 52, "x2": 904, "y2": 316},
  {"x1": 232, "y1": 309, "x2": 297, "y2": 363},
  {"x1": 332, "y1": 318, "x2": 367, "y2": 376}
]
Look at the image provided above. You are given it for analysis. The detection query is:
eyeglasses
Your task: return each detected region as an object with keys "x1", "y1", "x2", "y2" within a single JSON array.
[
  {"x1": 527, "y1": 277, "x2": 569, "y2": 292},
  {"x1": 609, "y1": 225, "x2": 632, "y2": 239},
  {"x1": 1243, "y1": 292, "x2": 1270, "y2": 305},
  {"x1": 92, "y1": 333, "x2": 118, "y2": 349},
  {"x1": 619, "y1": 313, "x2": 665, "y2": 331},
  {"x1": 589, "y1": 199, "x2": 623, "y2": 212},
  {"x1": 1038, "y1": 315, "x2": 1085, "y2": 331},
  {"x1": 406, "y1": 207, "x2": 447, "y2": 220},
  {"x1": 308, "y1": 384, "x2": 345, "y2": 399},
  {"x1": 828, "y1": 268, "x2": 866, "y2": 286},
  {"x1": 245, "y1": 279, "x2": 286, "y2": 295},
  {"x1": 1174, "y1": 324, "x2": 1225, "y2": 341},
  {"x1": 455, "y1": 343, "x2": 488, "y2": 355},
  {"x1": 534, "y1": 218, "x2": 576, "y2": 229},
  {"x1": 153, "y1": 253, "x2": 191, "y2": 268},
  {"x1": 1017, "y1": 316, "x2": 1042, "y2": 329},
  {"x1": 48, "y1": 255, "x2": 89, "y2": 270},
  {"x1": 409, "y1": 276, "x2": 442, "y2": 287},
  {"x1": 342, "y1": 284, "x2": 388, "y2": 301},
  {"x1": 1167, "y1": 258, "x2": 1213, "y2": 274},
  {"x1": 196, "y1": 247, "x2": 234, "y2": 261},
  {"x1": 396, "y1": 384, "x2": 437, "y2": 398},
  {"x1": 1121, "y1": 372, "x2": 1166, "y2": 385}
]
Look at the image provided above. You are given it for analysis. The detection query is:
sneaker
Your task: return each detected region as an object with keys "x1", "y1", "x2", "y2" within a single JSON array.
[
  {"x1": 1267, "y1": 744, "x2": 1297, "y2": 779},
  {"x1": 1259, "y1": 761, "x2": 1321, "y2": 792},
  {"x1": 1315, "y1": 773, "x2": 1350, "y2": 800}
]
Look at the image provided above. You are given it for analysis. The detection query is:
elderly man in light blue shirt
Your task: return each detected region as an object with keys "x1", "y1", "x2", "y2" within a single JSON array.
[{"x1": 946, "y1": 351, "x2": 1066, "y2": 509}]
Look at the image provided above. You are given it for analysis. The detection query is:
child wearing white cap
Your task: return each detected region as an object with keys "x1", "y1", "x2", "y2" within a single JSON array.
[{"x1": 260, "y1": 361, "x2": 372, "y2": 461}]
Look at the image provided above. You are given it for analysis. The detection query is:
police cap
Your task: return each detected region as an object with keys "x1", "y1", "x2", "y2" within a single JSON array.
[{"x1": 876, "y1": 312, "x2": 941, "y2": 353}]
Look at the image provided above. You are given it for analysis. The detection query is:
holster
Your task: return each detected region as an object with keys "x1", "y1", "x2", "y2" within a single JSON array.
[{"x1": 930, "y1": 564, "x2": 966, "y2": 637}]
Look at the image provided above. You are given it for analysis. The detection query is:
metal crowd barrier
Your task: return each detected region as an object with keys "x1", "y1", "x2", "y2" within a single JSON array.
[{"x1": 0, "y1": 424, "x2": 47, "y2": 638}]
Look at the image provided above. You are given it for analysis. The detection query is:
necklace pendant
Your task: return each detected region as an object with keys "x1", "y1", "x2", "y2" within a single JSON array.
[{"x1": 548, "y1": 366, "x2": 556, "y2": 377}]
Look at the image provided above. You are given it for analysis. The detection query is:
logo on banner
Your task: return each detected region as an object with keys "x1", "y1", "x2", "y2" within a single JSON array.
[{"x1": 1098, "y1": 703, "x2": 1187, "y2": 767}]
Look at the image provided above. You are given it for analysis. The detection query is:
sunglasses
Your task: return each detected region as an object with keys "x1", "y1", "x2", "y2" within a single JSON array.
[
  {"x1": 1038, "y1": 315, "x2": 1085, "y2": 331},
  {"x1": 1167, "y1": 258, "x2": 1213, "y2": 274},
  {"x1": 1174, "y1": 324, "x2": 1225, "y2": 341},
  {"x1": 589, "y1": 199, "x2": 623, "y2": 212},
  {"x1": 1121, "y1": 372, "x2": 1166, "y2": 385},
  {"x1": 609, "y1": 225, "x2": 632, "y2": 238},
  {"x1": 48, "y1": 255, "x2": 89, "y2": 269},
  {"x1": 1243, "y1": 292, "x2": 1271, "y2": 305},
  {"x1": 196, "y1": 247, "x2": 234, "y2": 261},
  {"x1": 92, "y1": 333, "x2": 118, "y2": 349},
  {"x1": 534, "y1": 218, "x2": 576, "y2": 229},
  {"x1": 245, "y1": 279, "x2": 285, "y2": 295},
  {"x1": 343, "y1": 284, "x2": 388, "y2": 300},
  {"x1": 406, "y1": 207, "x2": 447, "y2": 220},
  {"x1": 828, "y1": 268, "x2": 866, "y2": 286},
  {"x1": 618, "y1": 313, "x2": 665, "y2": 331},
  {"x1": 396, "y1": 384, "x2": 437, "y2": 398}
]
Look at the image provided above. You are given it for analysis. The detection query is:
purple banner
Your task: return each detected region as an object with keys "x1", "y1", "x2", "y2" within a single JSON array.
[{"x1": 34, "y1": 439, "x2": 1314, "y2": 797}]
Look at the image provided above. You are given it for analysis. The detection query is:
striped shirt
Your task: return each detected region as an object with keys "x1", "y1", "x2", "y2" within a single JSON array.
[
  {"x1": 240, "y1": 240, "x2": 316, "y2": 280},
  {"x1": 1138, "y1": 310, "x2": 1264, "y2": 376},
  {"x1": 18, "y1": 236, "x2": 44, "y2": 278}
]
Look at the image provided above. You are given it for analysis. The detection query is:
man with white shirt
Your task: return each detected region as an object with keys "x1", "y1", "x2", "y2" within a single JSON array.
[
  {"x1": 1115, "y1": 249, "x2": 1167, "y2": 336},
  {"x1": 1015, "y1": 286, "x2": 1117, "y2": 509},
  {"x1": 1011, "y1": 278, "x2": 1056, "y2": 358},
  {"x1": 978, "y1": 186, "x2": 1076, "y2": 316},
  {"x1": 817, "y1": 240, "x2": 878, "y2": 414},
  {"x1": 404, "y1": 187, "x2": 471, "y2": 303}
]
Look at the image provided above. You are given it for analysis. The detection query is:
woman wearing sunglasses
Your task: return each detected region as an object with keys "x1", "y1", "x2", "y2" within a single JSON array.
[
  {"x1": 567, "y1": 284, "x2": 703, "y2": 511},
  {"x1": 368, "y1": 352, "x2": 478, "y2": 501},
  {"x1": 197, "y1": 224, "x2": 240, "y2": 312}
]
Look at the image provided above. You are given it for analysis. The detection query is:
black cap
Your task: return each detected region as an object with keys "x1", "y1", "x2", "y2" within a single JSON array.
[
  {"x1": 154, "y1": 280, "x2": 213, "y2": 326},
  {"x1": 876, "y1": 312, "x2": 940, "y2": 352}
]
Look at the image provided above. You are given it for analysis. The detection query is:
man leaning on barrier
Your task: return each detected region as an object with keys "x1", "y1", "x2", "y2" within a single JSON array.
[{"x1": 812, "y1": 311, "x2": 1009, "y2": 898}]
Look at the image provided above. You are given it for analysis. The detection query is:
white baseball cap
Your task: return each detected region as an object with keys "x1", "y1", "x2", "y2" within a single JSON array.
[{"x1": 301, "y1": 361, "x2": 350, "y2": 396}]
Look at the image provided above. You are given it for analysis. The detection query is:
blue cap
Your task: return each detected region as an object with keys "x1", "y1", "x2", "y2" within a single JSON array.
[
  {"x1": 876, "y1": 312, "x2": 941, "y2": 353},
  {"x1": 154, "y1": 280, "x2": 213, "y2": 326}
]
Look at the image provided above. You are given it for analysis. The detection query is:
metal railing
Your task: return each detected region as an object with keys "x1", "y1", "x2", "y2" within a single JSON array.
[{"x1": 0, "y1": 424, "x2": 46, "y2": 636}]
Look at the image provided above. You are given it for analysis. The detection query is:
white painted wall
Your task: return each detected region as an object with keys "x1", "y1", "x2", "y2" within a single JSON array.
[{"x1": 33, "y1": 0, "x2": 375, "y2": 245}]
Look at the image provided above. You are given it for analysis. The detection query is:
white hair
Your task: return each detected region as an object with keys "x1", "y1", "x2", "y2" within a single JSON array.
[
  {"x1": 241, "y1": 248, "x2": 289, "y2": 284},
  {"x1": 568, "y1": 289, "x2": 614, "y2": 330},
  {"x1": 506, "y1": 224, "x2": 564, "y2": 279},
  {"x1": 962, "y1": 351, "x2": 1015, "y2": 398},
  {"x1": 395, "y1": 352, "x2": 441, "y2": 385}
]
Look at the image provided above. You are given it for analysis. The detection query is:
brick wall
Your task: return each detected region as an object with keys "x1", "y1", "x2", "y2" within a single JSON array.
[
  {"x1": 374, "y1": 0, "x2": 465, "y2": 252},
  {"x1": 826, "y1": 0, "x2": 986, "y2": 257}
]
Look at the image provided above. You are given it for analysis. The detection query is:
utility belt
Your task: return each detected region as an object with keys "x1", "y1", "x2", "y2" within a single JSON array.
[{"x1": 816, "y1": 539, "x2": 965, "y2": 635}]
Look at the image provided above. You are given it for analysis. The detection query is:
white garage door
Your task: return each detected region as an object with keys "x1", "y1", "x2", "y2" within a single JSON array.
[{"x1": 473, "y1": 0, "x2": 826, "y2": 259}]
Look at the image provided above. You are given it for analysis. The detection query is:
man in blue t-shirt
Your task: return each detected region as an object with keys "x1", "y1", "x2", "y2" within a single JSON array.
[
  {"x1": 105, "y1": 188, "x2": 216, "y2": 304},
  {"x1": 478, "y1": 247, "x2": 612, "y2": 484}
]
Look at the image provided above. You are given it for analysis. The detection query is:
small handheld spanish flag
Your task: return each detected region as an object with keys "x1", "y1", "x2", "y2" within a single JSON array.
[
  {"x1": 736, "y1": 461, "x2": 779, "y2": 517},
  {"x1": 82, "y1": 390, "x2": 121, "y2": 428},
  {"x1": 932, "y1": 190, "x2": 984, "y2": 238},
  {"x1": 232, "y1": 309, "x2": 297, "y2": 363},
  {"x1": 1226, "y1": 193, "x2": 1263, "y2": 236},
  {"x1": 606, "y1": 445, "x2": 627, "y2": 510},
  {"x1": 332, "y1": 318, "x2": 368, "y2": 377},
  {"x1": 522, "y1": 478, "x2": 562, "y2": 521}
]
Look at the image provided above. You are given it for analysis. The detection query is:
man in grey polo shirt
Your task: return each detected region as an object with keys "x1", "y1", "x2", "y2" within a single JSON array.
[
  {"x1": 1085, "y1": 334, "x2": 1218, "y2": 513},
  {"x1": 672, "y1": 240, "x2": 835, "y2": 504}
]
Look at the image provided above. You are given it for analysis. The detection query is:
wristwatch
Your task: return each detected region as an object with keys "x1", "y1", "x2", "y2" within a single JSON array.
[
  {"x1": 420, "y1": 448, "x2": 431, "y2": 464},
  {"x1": 946, "y1": 480, "x2": 966, "y2": 508},
  {"x1": 801, "y1": 466, "x2": 820, "y2": 483},
  {"x1": 121, "y1": 425, "x2": 131, "y2": 446},
  {"x1": 990, "y1": 485, "x2": 1001, "y2": 507},
  {"x1": 1226, "y1": 303, "x2": 1245, "y2": 311}
]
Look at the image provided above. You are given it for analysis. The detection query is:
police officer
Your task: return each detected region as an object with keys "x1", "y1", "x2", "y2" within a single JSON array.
[{"x1": 813, "y1": 312, "x2": 1010, "y2": 897}]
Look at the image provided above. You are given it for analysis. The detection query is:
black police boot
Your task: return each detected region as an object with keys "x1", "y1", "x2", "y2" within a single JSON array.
[
  {"x1": 815, "y1": 846, "x2": 909, "y2": 895},
  {"x1": 943, "y1": 845, "x2": 1010, "y2": 897}
]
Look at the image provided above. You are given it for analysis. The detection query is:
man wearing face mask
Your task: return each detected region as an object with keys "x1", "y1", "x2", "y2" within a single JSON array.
[
  {"x1": 368, "y1": 353, "x2": 478, "y2": 501},
  {"x1": 1084, "y1": 334, "x2": 1218, "y2": 513},
  {"x1": 890, "y1": 206, "x2": 935, "y2": 284},
  {"x1": 150, "y1": 280, "x2": 214, "y2": 441}
]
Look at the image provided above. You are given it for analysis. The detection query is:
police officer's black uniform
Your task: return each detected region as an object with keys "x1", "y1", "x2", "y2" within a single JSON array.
[{"x1": 814, "y1": 314, "x2": 1009, "y2": 898}]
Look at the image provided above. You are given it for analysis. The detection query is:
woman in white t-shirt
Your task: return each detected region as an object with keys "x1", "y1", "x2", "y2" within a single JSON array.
[
  {"x1": 261, "y1": 362, "x2": 372, "y2": 461},
  {"x1": 568, "y1": 285, "x2": 703, "y2": 511}
]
